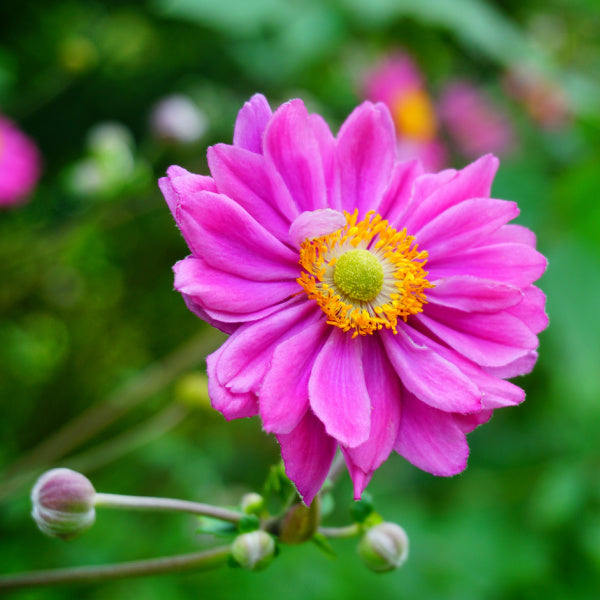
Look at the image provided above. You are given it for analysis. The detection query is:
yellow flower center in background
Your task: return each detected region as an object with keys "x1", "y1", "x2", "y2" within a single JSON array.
[
  {"x1": 391, "y1": 88, "x2": 437, "y2": 142},
  {"x1": 298, "y1": 211, "x2": 433, "y2": 337}
]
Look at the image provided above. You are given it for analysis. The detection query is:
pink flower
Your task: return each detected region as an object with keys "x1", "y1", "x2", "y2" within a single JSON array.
[
  {"x1": 159, "y1": 94, "x2": 548, "y2": 504},
  {"x1": 363, "y1": 53, "x2": 446, "y2": 171},
  {"x1": 0, "y1": 114, "x2": 41, "y2": 207},
  {"x1": 439, "y1": 81, "x2": 515, "y2": 158}
]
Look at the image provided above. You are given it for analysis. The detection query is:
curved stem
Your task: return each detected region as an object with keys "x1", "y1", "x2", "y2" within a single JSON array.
[
  {"x1": 94, "y1": 493, "x2": 243, "y2": 524},
  {"x1": 0, "y1": 545, "x2": 231, "y2": 591},
  {"x1": 317, "y1": 523, "x2": 361, "y2": 539}
]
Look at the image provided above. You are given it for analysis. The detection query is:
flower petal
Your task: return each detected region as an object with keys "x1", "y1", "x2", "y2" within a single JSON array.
[
  {"x1": 176, "y1": 190, "x2": 298, "y2": 280},
  {"x1": 309, "y1": 113, "x2": 341, "y2": 210},
  {"x1": 174, "y1": 256, "x2": 300, "y2": 317},
  {"x1": 276, "y1": 410, "x2": 337, "y2": 505},
  {"x1": 427, "y1": 275, "x2": 523, "y2": 313},
  {"x1": 414, "y1": 198, "x2": 520, "y2": 259},
  {"x1": 260, "y1": 316, "x2": 329, "y2": 434},
  {"x1": 403, "y1": 327, "x2": 525, "y2": 409},
  {"x1": 288, "y1": 209, "x2": 346, "y2": 248},
  {"x1": 428, "y1": 242, "x2": 547, "y2": 288},
  {"x1": 340, "y1": 456, "x2": 373, "y2": 500},
  {"x1": 485, "y1": 350, "x2": 539, "y2": 379},
  {"x1": 309, "y1": 329, "x2": 371, "y2": 448},
  {"x1": 341, "y1": 337, "x2": 401, "y2": 488},
  {"x1": 401, "y1": 154, "x2": 499, "y2": 233},
  {"x1": 212, "y1": 300, "x2": 315, "y2": 395},
  {"x1": 377, "y1": 159, "x2": 424, "y2": 227},
  {"x1": 336, "y1": 101, "x2": 396, "y2": 216},
  {"x1": 263, "y1": 99, "x2": 328, "y2": 212},
  {"x1": 506, "y1": 285, "x2": 548, "y2": 334},
  {"x1": 382, "y1": 325, "x2": 482, "y2": 413},
  {"x1": 208, "y1": 144, "x2": 296, "y2": 240},
  {"x1": 394, "y1": 392, "x2": 469, "y2": 476},
  {"x1": 417, "y1": 306, "x2": 539, "y2": 367},
  {"x1": 232, "y1": 93, "x2": 272, "y2": 153},
  {"x1": 206, "y1": 351, "x2": 258, "y2": 420}
]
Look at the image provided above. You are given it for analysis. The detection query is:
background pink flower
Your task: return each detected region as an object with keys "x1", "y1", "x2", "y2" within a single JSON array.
[
  {"x1": 362, "y1": 53, "x2": 447, "y2": 171},
  {"x1": 0, "y1": 114, "x2": 41, "y2": 207},
  {"x1": 160, "y1": 94, "x2": 547, "y2": 505},
  {"x1": 439, "y1": 81, "x2": 516, "y2": 158}
]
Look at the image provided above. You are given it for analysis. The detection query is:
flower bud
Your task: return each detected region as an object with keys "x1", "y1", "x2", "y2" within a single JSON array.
[
  {"x1": 150, "y1": 94, "x2": 207, "y2": 144},
  {"x1": 230, "y1": 530, "x2": 275, "y2": 571},
  {"x1": 240, "y1": 492, "x2": 264, "y2": 516},
  {"x1": 31, "y1": 468, "x2": 96, "y2": 540},
  {"x1": 278, "y1": 496, "x2": 321, "y2": 544},
  {"x1": 358, "y1": 522, "x2": 409, "y2": 573}
]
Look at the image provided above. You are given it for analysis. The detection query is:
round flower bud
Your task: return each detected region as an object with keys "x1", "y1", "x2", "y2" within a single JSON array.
[
  {"x1": 358, "y1": 522, "x2": 409, "y2": 573},
  {"x1": 150, "y1": 94, "x2": 207, "y2": 144},
  {"x1": 240, "y1": 492, "x2": 265, "y2": 515},
  {"x1": 230, "y1": 530, "x2": 275, "y2": 571},
  {"x1": 31, "y1": 468, "x2": 96, "y2": 540}
]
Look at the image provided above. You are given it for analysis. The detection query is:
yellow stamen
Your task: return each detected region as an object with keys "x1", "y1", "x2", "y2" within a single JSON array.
[
  {"x1": 297, "y1": 210, "x2": 433, "y2": 337},
  {"x1": 391, "y1": 88, "x2": 437, "y2": 142}
]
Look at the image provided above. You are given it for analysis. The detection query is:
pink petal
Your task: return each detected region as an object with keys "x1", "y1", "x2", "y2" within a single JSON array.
[
  {"x1": 454, "y1": 409, "x2": 493, "y2": 433},
  {"x1": 288, "y1": 209, "x2": 346, "y2": 248},
  {"x1": 233, "y1": 93, "x2": 272, "y2": 153},
  {"x1": 401, "y1": 154, "x2": 499, "y2": 233},
  {"x1": 394, "y1": 392, "x2": 469, "y2": 476},
  {"x1": 377, "y1": 159, "x2": 424, "y2": 228},
  {"x1": 417, "y1": 307, "x2": 538, "y2": 368},
  {"x1": 309, "y1": 330, "x2": 371, "y2": 448},
  {"x1": 206, "y1": 351, "x2": 258, "y2": 420},
  {"x1": 506, "y1": 285, "x2": 548, "y2": 334},
  {"x1": 485, "y1": 350, "x2": 539, "y2": 378},
  {"x1": 174, "y1": 256, "x2": 300, "y2": 316},
  {"x1": 309, "y1": 113, "x2": 341, "y2": 210},
  {"x1": 341, "y1": 337, "x2": 401, "y2": 484},
  {"x1": 159, "y1": 167, "x2": 217, "y2": 252},
  {"x1": 428, "y1": 242, "x2": 547, "y2": 288},
  {"x1": 414, "y1": 198, "x2": 520, "y2": 260},
  {"x1": 381, "y1": 326, "x2": 482, "y2": 413},
  {"x1": 260, "y1": 316, "x2": 329, "y2": 434},
  {"x1": 487, "y1": 223, "x2": 537, "y2": 246},
  {"x1": 263, "y1": 99, "x2": 328, "y2": 212},
  {"x1": 207, "y1": 144, "x2": 296, "y2": 240},
  {"x1": 340, "y1": 456, "x2": 373, "y2": 500},
  {"x1": 180, "y1": 294, "x2": 238, "y2": 335},
  {"x1": 213, "y1": 300, "x2": 316, "y2": 395},
  {"x1": 427, "y1": 276, "x2": 523, "y2": 313},
  {"x1": 276, "y1": 410, "x2": 337, "y2": 505},
  {"x1": 336, "y1": 101, "x2": 396, "y2": 216},
  {"x1": 404, "y1": 327, "x2": 525, "y2": 409},
  {"x1": 175, "y1": 190, "x2": 298, "y2": 280}
]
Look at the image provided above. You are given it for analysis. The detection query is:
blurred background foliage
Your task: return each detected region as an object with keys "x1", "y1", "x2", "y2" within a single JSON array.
[{"x1": 1, "y1": 0, "x2": 600, "y2": 598}]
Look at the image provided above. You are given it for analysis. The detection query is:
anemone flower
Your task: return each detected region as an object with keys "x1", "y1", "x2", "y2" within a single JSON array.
[
  {"x1": 0, "y1": 114, "x2": 41, "y2": 207},
  {"x1": 160, "y1": 94, "x2": 547, "y2": 504},
  {"x1": 362, "y1": 53, "x2": 446, "y2": 171}
]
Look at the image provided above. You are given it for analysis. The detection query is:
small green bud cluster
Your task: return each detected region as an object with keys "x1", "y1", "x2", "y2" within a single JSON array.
[{"x1": 358, "y1": 522, "x2": 409, "y2": 573}]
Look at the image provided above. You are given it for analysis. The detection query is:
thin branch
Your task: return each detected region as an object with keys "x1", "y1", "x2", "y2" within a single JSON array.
[
  {"x1": 94, "y1": 493, "x2": 244, "y2": 524},
  {"x1": 0, "y1": 545, "x2": 231, "y2": 591}
]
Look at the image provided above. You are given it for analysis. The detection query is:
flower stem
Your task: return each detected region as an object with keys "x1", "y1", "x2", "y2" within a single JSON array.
[
  {"x1": 0, "y1": 545, "x2": 231, "y2": 591},
  {"x1": 317, "y1": 523, "x2": 361, "y2": 539},
  {"x1": 94, "y1": 493, "x2": 243, "y2": 524}
]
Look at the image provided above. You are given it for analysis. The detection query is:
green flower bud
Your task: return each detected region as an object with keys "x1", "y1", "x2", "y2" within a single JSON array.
[
  {"x1": 278, "y1": 497, "x2": 321, "y2": 544},
  {"x1": 358, "y1": 522, "x2": 409, "y2": 573},
  {"x1": 31, "y1": 468, "x2": 96, "y2": 540},
  {"x1": 240, "y1": 492, "x2": 265, "y2": 516},
  {"x1": 230, "y1": 531, "x2": 275, "y2": 571}
]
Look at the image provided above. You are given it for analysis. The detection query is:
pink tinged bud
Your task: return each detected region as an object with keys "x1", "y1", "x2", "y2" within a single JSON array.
[
  {"x1": 358, "y1": 522, "x2": 409, "y2": 573},
  {"x1": 31, "y1": 468, "x2": 96, "y2": 540},
  {"x1": 230, "y1": 531, "x2": 276, "y2": 571}
]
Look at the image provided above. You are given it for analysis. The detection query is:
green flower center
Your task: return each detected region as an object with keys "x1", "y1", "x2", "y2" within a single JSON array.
[{"x1": 333, "y1": 249, "x2": 384, "y2": 303}]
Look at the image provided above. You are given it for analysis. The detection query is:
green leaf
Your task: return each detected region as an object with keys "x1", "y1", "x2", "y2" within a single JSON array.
[
  {"x1": 312, "y1": 532, "x2": 337, "y2": 559},
  {"x1": 197, "y1": 516, "x2": 237, "y2": 538},
  {"x1": 238, "y1": 514, "x2": 260, "y2": 534}
]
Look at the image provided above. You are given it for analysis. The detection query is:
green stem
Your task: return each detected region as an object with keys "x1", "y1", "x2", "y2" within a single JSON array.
[
  {"x1": 94, "y1": 493, "x2": 243, "y2": 524},
  {"x1": 317, "y1": 523, "x2": 361, "y2": 539},
  {"x1": 0, "y1": 545, "x2": 231, "y2": 591}
]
